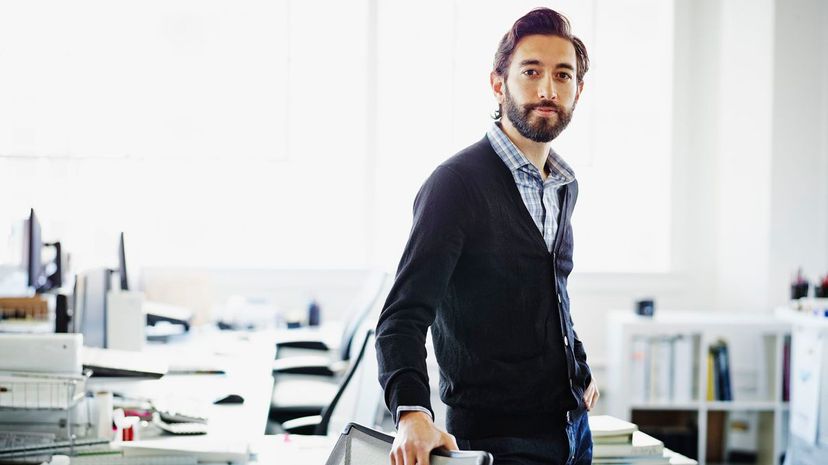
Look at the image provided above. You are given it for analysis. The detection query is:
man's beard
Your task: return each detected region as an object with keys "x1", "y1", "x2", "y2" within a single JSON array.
[{"x1": 502, "y1": 85, "x2": 575, "y2": 143}]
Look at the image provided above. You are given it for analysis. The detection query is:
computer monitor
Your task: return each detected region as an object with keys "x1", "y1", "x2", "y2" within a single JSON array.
[
  {"x1": 73, "y1": 268, "x2": 111, "y2": 348},
  {"x1": 72, "y1": 230, "x2": 127, "y2": 347},
  {"x1": 25, "y1": 208, "x2": 44, "y2": 289},
  {"x1": 118, "y1": 232, "x2": 128, "y2": 291},
  {"x1": 24, "y1": 208, "x2": 63, "y2": 292},
  {"x1": 43, "y1": 241, "x2": 63, "y2": 290}
]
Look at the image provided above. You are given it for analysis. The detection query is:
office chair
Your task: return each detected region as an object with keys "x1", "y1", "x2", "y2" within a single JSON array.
[
  {"x1": 273, "y1": 270, "x2": 387, "y2": 375},
  {"x1": 280, "y1": 323, "x2": 385, "y2": 435},
  {"x1": 324, "y1": 423, "x2": 494, "y2": 465},
  {"x1": 269, "y1": 273, "x2": 390, "y2": 424}
]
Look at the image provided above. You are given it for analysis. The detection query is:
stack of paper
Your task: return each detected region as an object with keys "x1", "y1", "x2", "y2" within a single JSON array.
[
  {"x1": 120, "y1": 437, "x2": 250, "y2": 464},
  {"x1": 590, "y1": 415, "x2": 668, "y2": 465}
]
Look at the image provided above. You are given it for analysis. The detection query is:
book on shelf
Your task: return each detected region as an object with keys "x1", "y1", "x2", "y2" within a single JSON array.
[
  {"x1": 672, "y1": 335, "x2": 693, "y2": 402},
  {"x1": 629, "y1": 335, "x2": 695, "y2": 405},
  {"x1": 709, "y1": 340, "x2": 733, "y2": 401},
  {"x1": 707, "y1": 351, "x2": 715, "y2": 401},
  {"x1": 631, "y1": 337, "x2": 649, "y2": 404},
  {"x1": 650, "y1": 337, "x2": 672, "y2": 403},
  {"x1": 724, "y1": 411, "x2": 758, "y2": 463}
]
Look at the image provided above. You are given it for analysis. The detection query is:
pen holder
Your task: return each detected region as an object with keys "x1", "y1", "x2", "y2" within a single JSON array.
[
  {"x1": 790, "y1": 282, "x2": 809, "y2": 300},
  {"x1": 815, "y1": 285, "x2": 828, "y2": 298}
]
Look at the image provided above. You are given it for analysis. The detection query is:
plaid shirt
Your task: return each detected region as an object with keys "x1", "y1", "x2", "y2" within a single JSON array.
[{"x1": 486, "y1": 123, "x2": 576, "y2": 252}]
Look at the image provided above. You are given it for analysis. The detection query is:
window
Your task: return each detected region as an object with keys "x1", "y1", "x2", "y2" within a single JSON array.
[
  {"x1": 1, "y1": 0, "x2": 673, "y2": 274},
  {"x1": 373, "y1": 0, "x2": 674, "y2": 273}
]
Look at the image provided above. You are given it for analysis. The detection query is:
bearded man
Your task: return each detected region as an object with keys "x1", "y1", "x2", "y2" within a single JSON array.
[{"x1": 376, "y1": 8, "x2": 599, "y2": 465}]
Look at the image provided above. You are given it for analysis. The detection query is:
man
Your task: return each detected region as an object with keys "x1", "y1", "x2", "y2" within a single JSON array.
[{"x1": 376, "y1": 8, "x2": 598, "y2": 465}]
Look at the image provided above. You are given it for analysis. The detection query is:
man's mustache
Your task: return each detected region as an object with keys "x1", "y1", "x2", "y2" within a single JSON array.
[{"x1": 525, "y1": 100, "x2": 561, "y2": 113}]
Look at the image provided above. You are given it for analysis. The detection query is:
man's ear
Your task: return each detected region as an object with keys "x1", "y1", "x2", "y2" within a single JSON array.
[
  {"x1": 490, "y1": 71, "x2": 505, "y2": 104},
  {"x1": 575, "y1": 80, "x2": 584, "y2": 104}
]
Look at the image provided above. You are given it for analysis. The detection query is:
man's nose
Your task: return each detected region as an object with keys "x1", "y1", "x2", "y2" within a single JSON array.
[{"x1": 538, "y1": 77, "x2": 558, "y2": 101}]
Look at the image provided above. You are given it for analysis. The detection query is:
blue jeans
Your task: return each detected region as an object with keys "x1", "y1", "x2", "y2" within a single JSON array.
[{"x1": 456, "y1": 411, "x2": 592, "y2": 465}]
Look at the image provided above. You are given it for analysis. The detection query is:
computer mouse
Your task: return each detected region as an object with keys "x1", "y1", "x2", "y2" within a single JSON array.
[{"x1": 214, "y1": 394, "x2": 245, "y2": 405}]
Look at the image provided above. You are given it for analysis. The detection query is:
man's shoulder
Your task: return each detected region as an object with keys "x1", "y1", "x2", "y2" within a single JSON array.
[
  {"x1": 417, "y1": 137, "x2": 499, "y2": 205},
  {"x1": 438, "y1": 136, "x2": 499, "y2": 175}
]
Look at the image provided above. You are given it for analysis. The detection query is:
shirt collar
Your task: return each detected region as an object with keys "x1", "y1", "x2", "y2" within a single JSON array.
[{"x1": 486, "y1": 122, "x2": 576, "y2": 185}]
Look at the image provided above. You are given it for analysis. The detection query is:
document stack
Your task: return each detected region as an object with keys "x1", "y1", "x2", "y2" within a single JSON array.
[{"x1": 589, "y1": 415, "x2": 695, "y2": 465}]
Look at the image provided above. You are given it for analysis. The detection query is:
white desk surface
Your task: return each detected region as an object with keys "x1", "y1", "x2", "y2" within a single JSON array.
[
  {"x1": 250, "y1": 434, "x2": 337, "y2": 463},
  {"x1": 247, "y1": 436, "x2": 699, "y2": 465},
  {"x1": 88, "y1": 326, "x2": 276, "y2": 441},
  {"x1": 68, "y1": 322, "x2": 704, "y2": 464}
]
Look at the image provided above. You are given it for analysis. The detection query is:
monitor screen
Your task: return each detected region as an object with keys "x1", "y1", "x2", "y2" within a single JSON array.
[
  {"x1": 25, "y1": 208, "x2": 44, "y2": 289},
  {"x1": 118, "y1": 232, "x2": 128, "y2": 291},
  {"x1": 75, "y1": 268, "x2": 111, "y2": 348}
]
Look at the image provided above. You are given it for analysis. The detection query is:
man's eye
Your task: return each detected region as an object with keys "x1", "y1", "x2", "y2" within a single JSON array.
[
  {"x1": 523, "y1": 69, "x2": 539, "y2": 76},
  {"x1": 557, "y1": 72, "x2": 572, "y2": 80}
]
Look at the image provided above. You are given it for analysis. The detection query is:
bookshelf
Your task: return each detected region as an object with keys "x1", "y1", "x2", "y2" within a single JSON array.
[
  {"x1": 607, "y1": 310, "x2": 791, "y2": 465},
  {"x1": 774, "y1": 306, "x2": 828, "y2": 465}
]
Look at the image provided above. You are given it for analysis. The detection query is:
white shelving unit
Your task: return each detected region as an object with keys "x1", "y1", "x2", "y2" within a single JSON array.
[
  {"x1": 607, "y1": 310, "x2": 791, "y2": 465},
  {"x1": 774, "y1": 306, "x2": 828, "y2": 465}
]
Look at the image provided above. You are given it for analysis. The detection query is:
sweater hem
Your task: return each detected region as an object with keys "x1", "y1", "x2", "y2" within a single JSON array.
[{"x1": 446, "y1": 406, "x2": 577, "y2": 440}]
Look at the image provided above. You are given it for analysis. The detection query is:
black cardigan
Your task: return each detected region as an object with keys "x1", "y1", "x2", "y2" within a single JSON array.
[{"x1": 375, "y1": 136, "x2": 592, "y2": 440}]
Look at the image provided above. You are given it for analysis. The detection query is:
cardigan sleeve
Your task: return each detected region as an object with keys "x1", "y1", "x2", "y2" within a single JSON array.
[
  {"x1": 375, "y1": 165, "x2": 471, "y2": 425},
  {"x1": 573, "y1": 330, "x2": 593, "y2": 388}
]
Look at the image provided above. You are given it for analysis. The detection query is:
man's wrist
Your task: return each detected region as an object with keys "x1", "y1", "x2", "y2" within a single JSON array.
[
  {"x1": 395, "y1": 405, "x2": 434, "y2": 428},
  {"x1": 399, "y1": 410, "x2": 433, "y2": 428},
  {"x1": 400, "y1": 410, "x2": 432, "y2": 421}
]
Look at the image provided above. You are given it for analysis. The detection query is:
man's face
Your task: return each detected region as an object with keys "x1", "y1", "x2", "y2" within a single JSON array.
[{"x1": 493, "y1": 34, "x2": 582, "y2": 143}]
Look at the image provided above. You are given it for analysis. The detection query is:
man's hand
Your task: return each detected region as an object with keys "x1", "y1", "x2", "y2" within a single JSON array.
[
  {"x1": 391, "y1": 411, "x2": 459, "y2": 465},
  {"x1": 583, "y1": 378, "x2": 600, "y2": 411}
]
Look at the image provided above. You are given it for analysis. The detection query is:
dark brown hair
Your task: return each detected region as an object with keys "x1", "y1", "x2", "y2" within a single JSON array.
[{"x1": 492, "y1": 8, "x2": 589, "y2": 118}]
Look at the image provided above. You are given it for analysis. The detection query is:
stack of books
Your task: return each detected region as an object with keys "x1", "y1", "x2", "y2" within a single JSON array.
[
  {"x1": 589, "y1": 415, "x2": 696, "y2": 465},
  {"x1": 707, "y1": 340, "x2": 732, "y2": 401}
]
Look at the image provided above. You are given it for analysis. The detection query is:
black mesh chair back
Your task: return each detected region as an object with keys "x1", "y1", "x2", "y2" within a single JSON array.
[
  {"x1": 337, "y1": 271, "x2": 387, "y2": 361},
  {"x1": 315, "y1": 325, "x2": 380, "y2": 435}
]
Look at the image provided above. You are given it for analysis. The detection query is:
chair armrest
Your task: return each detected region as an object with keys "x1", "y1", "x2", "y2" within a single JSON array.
[
  {"x1": 276, "y1": 340, "x2": 330, "y2": 351},
  {"x1": 273, "y1": 358, "x2": 349, "y2": 377},
  {"x1": 273, "y1": 355, "x2": 331, "y2": 371},
  {"x1": 281, "y1": 415, "x2": 323, "y2": 435}
]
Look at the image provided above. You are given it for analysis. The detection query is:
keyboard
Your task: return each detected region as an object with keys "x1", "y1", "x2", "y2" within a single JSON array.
[
  {"x1": 153, "y1": 413, "x2": 208, "y2": 436},
  {"x1": 0, "y1": 430, "x2": 55, "y2": 449}
]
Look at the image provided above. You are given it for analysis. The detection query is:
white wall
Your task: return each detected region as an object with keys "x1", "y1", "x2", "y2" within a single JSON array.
[
  {"x1": 714, "y1": 0, "x2": 776, "y2": 311},
  {"x1": 770, "y1": 0, "x2": 828, "y2": 305},
  {"x1": 0, "y1": 0, "x2": 374, "y2": 272},
  {"x1": 0, "y1": 0, "x2": 826, "y2": 404},
  {"x1": 572, "y1": 0, "x2": 828, "y2": 383}
]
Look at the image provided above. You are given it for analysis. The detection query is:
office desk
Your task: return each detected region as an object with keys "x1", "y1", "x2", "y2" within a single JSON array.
[
  {"x1": 246, "y1": 435, "x2": 700, "y2": 465},
  {"x1": 88, "y1": 327, "x2": 275, "y2": 441},
  {"x1": 249, "y1": 434, "x2": 336, "y2": 463}
]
